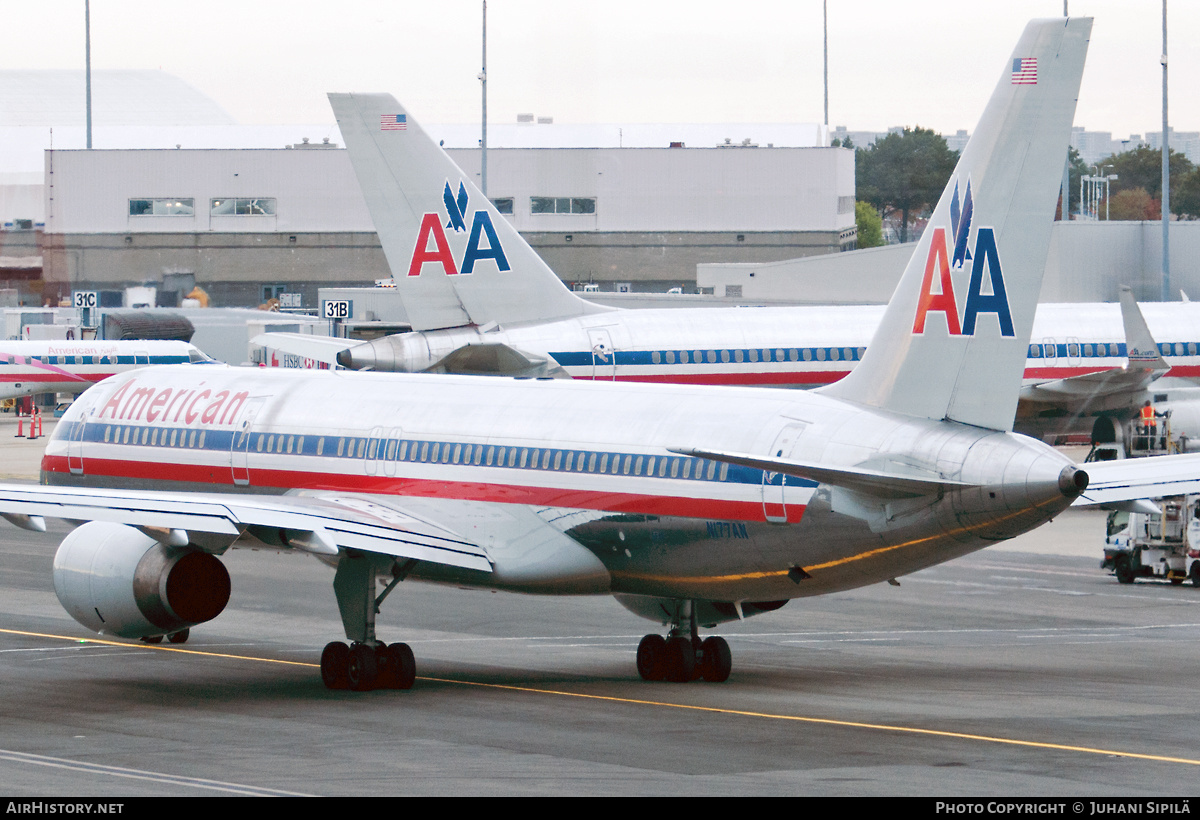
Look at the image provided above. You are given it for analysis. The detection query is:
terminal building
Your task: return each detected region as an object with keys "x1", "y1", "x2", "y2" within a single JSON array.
[
  {"x1": 0, "y1": 69, "x2": 856, "y2": 309},
  {"x1": 34, "y1": 142, "x2": 855, "y2": 308}
]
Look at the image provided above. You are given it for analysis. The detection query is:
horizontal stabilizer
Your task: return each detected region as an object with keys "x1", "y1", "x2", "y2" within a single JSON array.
[
  {"x1": 252, "y1": 333, "x2": 353, "y2": 367},
  {"x1": 669, "y1": 447, "x2": 978, "y2": 499},
  {"x1": 425, "y1": 343, "x2": 570, "y2": 378},
  {"x1": 1074, "y1": 453, "x2": 1200, "y2": 507}
]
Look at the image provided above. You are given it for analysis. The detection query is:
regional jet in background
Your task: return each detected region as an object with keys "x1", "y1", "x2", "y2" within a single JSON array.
[
  {"x1": 255, "y1": 87, "x2": 1200, "y2": 447},
  {"x1": 1, "y1": 18, "x2": 1187, "y2": 693},
  {"x1": 0, "y1": 340, "x2": 214, "y2": 402}
]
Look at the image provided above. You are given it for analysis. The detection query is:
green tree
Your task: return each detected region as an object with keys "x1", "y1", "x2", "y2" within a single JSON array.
[
  {"x1": 1173, "y1": 168, "x2": 1200, "y2": 219},
  {"x1": 854, "y1": 201, "x2": 883, "y2": 248},
  {"x1": 1097, "y1": 145, "x2": 1193, "y2": 202},
  {"x1": 856, "y1": 127, "x2": 958, "y2": 243}
]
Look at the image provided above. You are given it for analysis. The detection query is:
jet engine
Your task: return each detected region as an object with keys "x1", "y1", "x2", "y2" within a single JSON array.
[{"x1": 53, "y1": 522, "x2": 231, "y2": 639}]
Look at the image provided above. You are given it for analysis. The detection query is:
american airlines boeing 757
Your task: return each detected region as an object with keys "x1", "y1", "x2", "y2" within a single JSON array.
[{"x1": 0, "y1": 18, "x2": 1190, "y2": 691}]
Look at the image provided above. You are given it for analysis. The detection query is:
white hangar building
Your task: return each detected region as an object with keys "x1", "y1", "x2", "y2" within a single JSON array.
[
  {"x1": 36, "y1": 143, "x2": 856, "y2": 308},
  {"x1": 0, "y1": 69, "x2": 854, "y2": 308}
]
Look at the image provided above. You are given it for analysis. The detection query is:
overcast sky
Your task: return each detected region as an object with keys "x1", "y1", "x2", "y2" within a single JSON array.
[{"x1": 3, "y1": 1, "x2": 1195, "y2": 139}]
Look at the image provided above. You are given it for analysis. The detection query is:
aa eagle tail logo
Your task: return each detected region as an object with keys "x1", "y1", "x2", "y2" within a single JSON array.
[
  {"x1": 912, "y1": 178, "x2": 1014, "y2": 337},
  {"x1": 407, "y1": 181, "x2": 511, "y2": 277}
]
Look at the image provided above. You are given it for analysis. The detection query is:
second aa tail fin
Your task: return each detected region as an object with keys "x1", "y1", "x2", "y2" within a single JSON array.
[{"x1": 330, "y1": 93, "x2": 607, "y2": 332}]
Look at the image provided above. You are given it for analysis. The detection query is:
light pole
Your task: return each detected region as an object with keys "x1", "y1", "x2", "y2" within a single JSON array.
[
  {"x1": 85, "y1": 0, "x2": 92, "y2": 150},
  {"x1": 1161, "y1": 0, "x2": 1170, "y2": 301},
  {"x1": 480, "y1": 0, "x2": 488, "y2": 197}
]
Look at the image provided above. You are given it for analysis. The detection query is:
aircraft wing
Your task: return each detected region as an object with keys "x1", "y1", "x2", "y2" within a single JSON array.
[
  {"x1": 1020, "y1": 286, "x2": 1169, "y2": 405},
  {"x1": 1020, "y1": 366, "x2": 1160, "y2": 402},
  {"x1": 252, "y1": 333, "x2": 352, "y2": 367},
  {"x1": 1073, "y1": 453, "x2": 1200, "y2": 507},
  {"x1": 0, "y1": 484, "x2": 492, "y2": 572},
  {"x1": 425, "y1": 343, "x2": 570, "y2": 378}
]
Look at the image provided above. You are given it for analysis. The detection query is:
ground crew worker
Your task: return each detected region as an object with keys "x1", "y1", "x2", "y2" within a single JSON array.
[{"x1": 1140, "y1": 400, "x2": 1160, "y2": 450}]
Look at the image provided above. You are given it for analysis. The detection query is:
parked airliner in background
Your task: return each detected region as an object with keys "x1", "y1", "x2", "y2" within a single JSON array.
[
  {"x1": 0, "y1": 340, "x2": 212, "y2": 402},
  {"x1": 1, "y1": 18, "x2": 1190, "y2": 693},
  {"x1": 256, "y1": 87, "x2": 1200, "y2": 445}
]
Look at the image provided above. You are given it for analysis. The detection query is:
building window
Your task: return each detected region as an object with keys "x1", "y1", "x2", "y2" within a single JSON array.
[
  {"x1": 531, "y1": 197, "x2": 596, "y2": 215},
  {"x1": 211, "y1": 198, "x2": 277, "y2": 215},
  {"x1": 491, "y1": 198, "x2": 514, "y2": 214},
  {"x1": 129, "y1": 198, "x2": 194, "y2": 216}
]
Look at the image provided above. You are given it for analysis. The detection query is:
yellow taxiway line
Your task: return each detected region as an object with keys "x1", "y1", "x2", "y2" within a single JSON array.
[{"x1": 5, "y1": 626, "x2": 1198, "y2": 768}]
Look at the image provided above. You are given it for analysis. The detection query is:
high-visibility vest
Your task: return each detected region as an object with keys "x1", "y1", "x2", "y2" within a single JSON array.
[{"x1": 1141, "y1": 405, "x2": 1156, "y2": 423}]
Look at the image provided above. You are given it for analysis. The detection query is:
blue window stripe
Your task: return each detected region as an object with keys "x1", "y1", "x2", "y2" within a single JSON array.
[{"x1": 71, "y1": 419, "x2": 819, "y2": 489}]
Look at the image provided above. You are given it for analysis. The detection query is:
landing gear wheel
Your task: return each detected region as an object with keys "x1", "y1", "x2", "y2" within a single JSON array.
[
  {"x1": 141, "y1": 634, "x2": 163, "y2": 644},
  {"x1": 1192, "y1": 563, "x2": 1200, "y2": 589},
  {"x1": 699, "y1": 636, "x2": 732, "y2": 683},
  {"x1": 1115, "y1": 556, "x2": 1135, "y2": 584},
  {"x1": 664, "y1": 636, "x2": 695, "y2": 683},
  {"x1": 636, "y1": 635, "x2": 667, "y2": 681},
  {"x1": 378, "y1": 642, "x2": 416, "y2": 690},
  {"x1": 320, "y1": 641, "x2": 350, "y2": 690},
  {"x1": 347, "y1": 642, "x2": 378, "y2": 691},
  {"x1": 167, "y1": 628, "x2": 190, "y2": 644}
]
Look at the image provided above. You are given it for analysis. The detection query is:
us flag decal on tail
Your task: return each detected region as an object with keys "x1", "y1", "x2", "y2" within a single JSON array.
[
  {"x1": 1011, "y1": 58, "x2": 1037, "y2": 85},
  {"x1": 381, "y1": 114, "x2": 407, "y2": 131}
]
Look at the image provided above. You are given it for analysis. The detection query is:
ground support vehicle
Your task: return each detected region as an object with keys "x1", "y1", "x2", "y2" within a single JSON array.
[{"x1": 1103, "y1": 495, "x2": 1200, "y2": 586}]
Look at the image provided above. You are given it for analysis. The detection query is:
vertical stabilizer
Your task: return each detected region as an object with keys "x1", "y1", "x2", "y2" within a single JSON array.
[
  {"x1": 330, "y1": 93, "x2": 607, "y2": 332},
  {"x1": 823, "y1": 18, "x2": 1091, "y2": 431}
]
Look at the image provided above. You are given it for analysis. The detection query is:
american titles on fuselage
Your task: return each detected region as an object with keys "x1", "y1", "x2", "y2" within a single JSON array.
[{"x1": 99, "y1": 378, "x2": 249, "y2": 428}]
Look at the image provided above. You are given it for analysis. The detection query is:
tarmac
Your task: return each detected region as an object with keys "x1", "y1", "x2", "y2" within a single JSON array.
[{"x1": 0, "y1": 410, "x2": 56, "y2": 481}]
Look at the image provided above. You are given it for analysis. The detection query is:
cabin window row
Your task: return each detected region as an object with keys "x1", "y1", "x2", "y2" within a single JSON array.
[
  {"x1": 103, "y1": 424, "x2": 206, "y2": 449},
  {"x1": 2, "y1": 354, "x2": 164, "y2": 366},
  {"x1": 1026, "y1": 341, "x2": 1199, "y2": 359},
  {"x1": 237, "y1": 432, "x2": 732, "y2": 482},
  {"x1": 90, "y1": 423, "x2": 740, "y2": 484},
  {"x1": 647, "y1": 347, "x2": 865, "y2": 366}
]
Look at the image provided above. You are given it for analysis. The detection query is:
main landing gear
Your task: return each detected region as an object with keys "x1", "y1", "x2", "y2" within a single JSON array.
[
  {"x1": 320, "y1": 640, "x2": 415, "y2": 691},
  {"x1": 320, "y1": 553, "x2": 418, "y2": 692},
  {"x1": 635, "y1": 600, "x2": 732, "y2": 683}
]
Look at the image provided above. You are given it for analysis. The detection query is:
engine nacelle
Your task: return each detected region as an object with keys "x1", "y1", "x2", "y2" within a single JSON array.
[{"x1": 53, "y1": 522, "x2": 231, "y2": 639}]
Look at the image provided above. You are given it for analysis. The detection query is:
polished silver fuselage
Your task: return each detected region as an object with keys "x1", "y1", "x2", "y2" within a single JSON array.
[{"x1": 42, "y1": 366, "x2": 1080, "y2": 606}]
